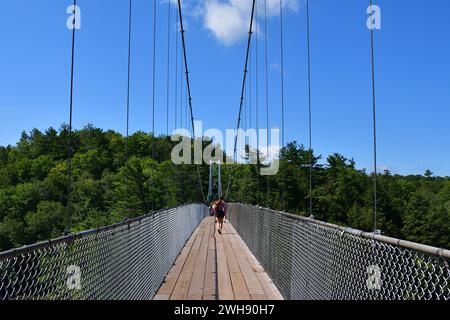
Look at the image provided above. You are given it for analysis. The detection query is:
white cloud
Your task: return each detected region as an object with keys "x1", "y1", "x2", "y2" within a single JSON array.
[
  {"x1": 207, "y1": 0, "x2": 299, "y2": 45},
  {"x1": 204, "y1": 1, "x2": 250, "y2": 45},
  {"x1": 174, "y1": 0, "x2": 300, "y2": 46}
]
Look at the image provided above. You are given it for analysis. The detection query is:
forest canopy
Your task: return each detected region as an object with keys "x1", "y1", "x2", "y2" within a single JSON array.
[{"x1": 0, "y1": 124, "x2": 449, "y2": 252}]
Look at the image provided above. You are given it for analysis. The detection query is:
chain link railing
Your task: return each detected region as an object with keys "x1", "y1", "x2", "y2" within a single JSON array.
[
  {"x1": 228, "y1": 203, "x2": 450, "y2": 300},
  {"x1": 0, "y1": 204, "x2": 207, "y2": 300}
]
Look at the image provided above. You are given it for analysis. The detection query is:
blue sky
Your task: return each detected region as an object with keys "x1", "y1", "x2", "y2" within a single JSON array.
[{"x1": 0, "y1": 0, "x2": 449, "y2": 176}]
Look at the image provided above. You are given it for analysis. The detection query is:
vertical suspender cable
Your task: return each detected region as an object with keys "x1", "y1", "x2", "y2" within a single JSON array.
[
  {"x1": 248, "y1": 42, "x2": 253, "y2": 162},
  {"x1": 306, "y1": 0, "x2": 313, "y2": 218},
  {"x1": 177, "y1": 0, "x2": 206, "y2": 203},
  {"x1": 66, "y1": 0, "x2": 77, "y2": 233},
  {"x1": 180, "y1": 40, "x2": 184, "y2": 129},
  {"x1": 264, "y1": 0, "x2": 271, "y2": 205},
  {"x1": 304, "y1": 2, "x2": 313, "y2": 297},
  {"x1": 264, "y1": 0, "x2": 269, "y2": 160},
  {"x1": 369, "y1": 0, "x2": 378, "y2": 232},
  {"x1": 166, "y1": 1, "x2": 171, "y2": 136},
  {"x1": 280, "y1": 0, "x2": 285, "y2": 149},
  {"x1": 174, "y1": 10, "x2": 179, "y2": 130},
  {"x1": 255, "y1": 1, "x2": 260, "y2": 203},
  {"x1": 125, "y1": 0, "x2": 134, "y2": 291},
  {"x1": 125, "y1": 0, "x2": 133, "y2": 203},
  {"x1": 225, "y1": 0, "x2": 257, "y2": 200},
  {"x1": 280, "y1": 0, "x2": 286, "y2": 209},
  {"x1": 255, "y1": 1, "x2": 260, "y2": 167},
  {"x1": 151, "y1": 0, "x2": 157, "y2": 134}
]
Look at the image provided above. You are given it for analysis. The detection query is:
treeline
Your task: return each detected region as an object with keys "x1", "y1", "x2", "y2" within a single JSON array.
[{"x1": 0, "y1": 125, "x2": 449, "y2": 251}]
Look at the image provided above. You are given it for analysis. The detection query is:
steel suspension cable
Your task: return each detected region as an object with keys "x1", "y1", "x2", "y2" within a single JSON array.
[
  {"x1": 249, "y1": 39, "x2": 252, "y2": 164},
  {"x1": 280, "y1": 0, "x2": 286, "y2": 209},
  {"x1": 177, "y1": 0, "x2": 197, "y2": 138},
  {"x1": 165, "y1": 1, "x2": 171, "y2": 136},
  {"x1": 264, "y1": 0, "x2": 269, "y2": 160},
  {"x1": 180, "y1": 37, "x2": 183, "y2": 129},
  {"x1": 255, "y1": 1, "x2": 260, "y2": 167},
  {"x1": 151, "y1": 0, "x2": 157, "y2": 134},
  {"x1": 255, "y1": 1, "x2": 260, "y2": 203},
  {"x1": 174, "y1": 10, "x2": 179, "y2": 130},
  {"x1": 225, "y1": 0, "x2": 257, "y2": 200},
  {"x1": 280, "y1": 0, "x2": 286, "y2": 149},
  {"x1": 306, "y1": 0, "x2": 313, "y2": 217},
  {"x1": 177, "y1": 0, "x2": 206, "y2": 203},
  {"x1": 369, "y1": 0, "x2": 378, "y2": 232},
  {"x1": 66, "y1": 0, "x2": 77, "y2": 233},
  {"x1": 264, "y1": 0, "x2": 272, "y2": 205},
  {"x1": 125, "y1": 0, "x2": 133, "y2": 203}
]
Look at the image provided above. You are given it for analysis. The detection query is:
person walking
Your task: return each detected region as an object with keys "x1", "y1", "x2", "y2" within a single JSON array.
[{"x1": 213, "y1": 197, "x2": 227, "y2": 234}]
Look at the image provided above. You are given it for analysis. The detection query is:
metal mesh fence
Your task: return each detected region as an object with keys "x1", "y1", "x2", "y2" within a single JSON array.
[
  {"x1": 0, "y1": 204, "x2": 207, "y2": 300},
  {"x1": 228, "y1": 203, "x2": 450, "y2": 300}
]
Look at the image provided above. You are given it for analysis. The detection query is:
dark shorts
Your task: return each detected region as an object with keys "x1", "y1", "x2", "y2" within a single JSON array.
[{"x1": 216, "y1": 210, "x2": 225, "y2": 219}]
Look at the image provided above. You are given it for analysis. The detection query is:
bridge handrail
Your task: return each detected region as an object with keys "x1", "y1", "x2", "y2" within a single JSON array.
[{"x1": 255, "y1": 205, "x2": 450, "y2": 259}]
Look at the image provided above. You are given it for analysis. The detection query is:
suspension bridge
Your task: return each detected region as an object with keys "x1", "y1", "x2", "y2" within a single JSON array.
[{"x1": 0, "y1": 0, "x2": 449, "y2": 301}]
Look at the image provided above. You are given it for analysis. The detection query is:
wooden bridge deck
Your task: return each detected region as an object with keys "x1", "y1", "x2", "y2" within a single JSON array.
[{"x1": 154, "y1": 217, "x2": 283, "y2": 300}]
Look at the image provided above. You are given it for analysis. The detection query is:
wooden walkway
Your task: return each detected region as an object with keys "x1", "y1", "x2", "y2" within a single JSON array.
[{"x1": 154, "y1": 217, "x2": 283, "y2": 300}]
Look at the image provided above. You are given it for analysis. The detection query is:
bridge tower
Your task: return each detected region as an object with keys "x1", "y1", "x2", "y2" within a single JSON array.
[{"x1": 207, "y1": 160, "x2": 222, "y2": 202}]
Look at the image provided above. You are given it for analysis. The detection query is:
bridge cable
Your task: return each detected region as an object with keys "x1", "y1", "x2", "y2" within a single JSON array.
[
  {"x1": 151, "y1": 0, "x2": 157, "y2": 134},
  {"x1": 165, "y1": 0, "x2": 171, "y2": 136},
  {"x1": 225, "y1": 0, "x2": 257, "y2": 200},
  {"x1": 306, "y1": 0, "x2": 313, "y2": 218},
  {"x1": 180, "y1": 31, "x2": 184, "y2": 133},
  {"x1": 264, "y1": 0, "x2": 271, "y2": 204},
  {"x1": 177, "y1": 0, "x2": 206, "y2": 203},
  {"x1": 125, "y1": 0, "x2": 133, "y2": 211},
  {"x1": 249, "y1": 36, "x2": 252, "y2": 165},
  {"x1": 264, "y1": 0, "x2": 270, "y2": 163},
  {"x1": 255, "y1": 1, "x2": 260, "y2": 203},
  {"x1": 255, "y1": 1, "x2": 260, "y2": 172},
  {"x1": 174, "y1": 9, "x2": 178, "y2": 130},
  {"x1": 66, "y1": 0, "x2": 77, "y2": 233},
  {"x1": 279, "y1": 0, "x2": 286, "y2": 210},
  {"x1": 369, "y1": 0, "x2": 378, "y2": 232}
]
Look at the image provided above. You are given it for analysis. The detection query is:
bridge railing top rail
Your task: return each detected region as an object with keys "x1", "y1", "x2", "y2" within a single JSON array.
[{"x1": 231, "y1": 203, "x2": 450, "y2": 260}]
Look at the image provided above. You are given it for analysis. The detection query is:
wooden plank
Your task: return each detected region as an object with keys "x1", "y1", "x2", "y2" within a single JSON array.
[
  {"x1": 206, "y1": 253, "x2": 216, "y2": 273},
  {"x1": 171, "y1": 272, "x2": 193, "y2": 298},
  {"x1": 223, "y1": 235, "x2": 241, "y2": 273},
  {"x1": 188, "y1": 218, "x2": 211, "y2": 297},
  {"x1": 251, "y1": 294, "x2": 269, "y2": 300},
  {"x1": 216, "y1": 239, "x2": 234, "y2": 300},
  {"x1": 157, "y1": 274, "x2": 179, "y2": 295},
  {"x1": 256, "y1": 273, "x2": 284, "y2": 300},
  {"x1": 219, "y1": 294, "x2": 235, "y2": 300},
  {"x1": 188, "y1": 272, "x2": 205, "y2": 296},
  {"x1": 230, "y1": 272, "x2": 250, "y2": 298},
  {"x1": 153, "y1": 294, "x2": 170, "y2": 300},
  {"x1": 232, "y1": 233, "x2": 265, "y2": 273},
  {"x1": 240, "y1": 266, "x2": 265, "y2": 295},
  {"x1": 203, "y1": 272, "x2": 216, "y2": 294},
  {"x1": 226, "y1": 230, "x2": 265, "y2": 295}
]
